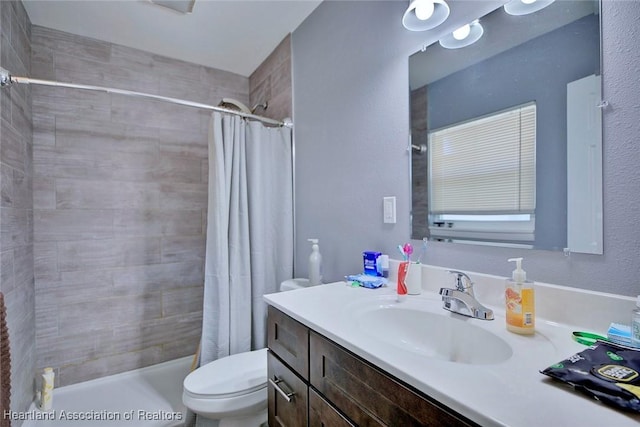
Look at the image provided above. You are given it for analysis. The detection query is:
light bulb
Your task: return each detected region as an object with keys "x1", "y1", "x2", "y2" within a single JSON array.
[
  {"x1": 452, "y1": 24, "x2": 471, "y2": 40},
  {"x1": 414, "y1": 0, "x2": 435, "y2": 21},
  {"x1": 522, "y1": 0, "x2": 537, "y2": 4}
]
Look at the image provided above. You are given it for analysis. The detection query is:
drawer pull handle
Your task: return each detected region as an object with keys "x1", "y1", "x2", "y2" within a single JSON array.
[{"x1": 269, "y1": 377, "x2": 296, "y2": 402}]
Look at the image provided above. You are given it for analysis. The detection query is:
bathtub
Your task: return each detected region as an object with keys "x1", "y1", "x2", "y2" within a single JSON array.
[{"x1": 22, "y1": 356, "x2": 192, "y2": 427}]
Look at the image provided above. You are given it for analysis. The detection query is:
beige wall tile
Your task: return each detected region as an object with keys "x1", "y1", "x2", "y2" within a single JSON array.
[
  {"x1": 33, "y1": 173, "x2": 55, "y2": 209},
  {"x1": 1, "y1": 207, "x2": 30, "y2": 250},
  {"x1": 159, "y1": 182, "x2": 207, "y2": 210},
  {"x1": 34, "y1": 241, "x2": 57, "y2": 279},
  {"x1": 1, "y1": 119, "x2": 27, "y2": 171},
  {"x1": 112, "y1": 261, "x2": 203, "y2": 293},
  {"x1": 37, "y1": 330, "x2": 100, "y2": 367},
  {"x1": 111, "y1": 93, "x2": 201, "y2": 131},
  {"x1": 32, "y1": 86, "x2": 111, "y2": 121},
  {"x1": 57, "y1": 347, "x2": 164, "y2": 386},
  {"x1": 249, "y1": 34, "x2": 292, "y2": 121},
  {"x1": 34, "y1": 304, "x2": 58, "y2": 340},
  {"x1": 58, "y1": 293, "x2": 163, "y2": 334},
  {"x1": 35, "y1": 209, "x2": 114, "y2": 241},
  {"x1": 32, "y1": 112, "x2": 55, "y2": 146},
  {"x1": 55, "y1": 179, "x2": 161, "y2": 210},
  {"x1": 31, "y1": 25, "x2": 111, "y2": 63},
  {"x1": 114, "y1": 209, "x2": 202, "y2": 237},
  {"x1": 162, "y1": 285, "x2": 203, "y2": 317},
  {"x1": 57, "y1": 237, "x2": 161, "y2": 271},
  {"x1": 1, "y1": 163, "x2": 28, "y2": 208},
  {"x1": 35, "y1": 269, "x2": 113, "y2": 307},
  {"x1": 98, "y1": 312, "x2": 202, "y2": 356},
  {"x1": 157, "y1": 127, "x2": 207, "y2": 159},
  {"x1": 161, "y1": 235, "x2": 205, "y2": 263}
]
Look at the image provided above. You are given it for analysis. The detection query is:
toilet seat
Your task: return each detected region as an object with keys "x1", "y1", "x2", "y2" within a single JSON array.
[{"x1": 184, "y1": 348, "x2": 268, "y2": 399}]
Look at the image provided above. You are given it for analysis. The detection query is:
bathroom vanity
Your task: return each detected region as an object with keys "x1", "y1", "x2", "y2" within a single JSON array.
[
  {"x1": 267, "y1": 305, "x2": 476, "y2": 426},
  {"x1": 264, "y1": 266, "x2": 640, "y2": 427}
]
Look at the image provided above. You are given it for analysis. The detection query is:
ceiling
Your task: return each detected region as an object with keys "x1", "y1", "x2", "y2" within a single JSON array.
[{"x1": 22, "y1": 0, "x2": 323, "y2": 77}]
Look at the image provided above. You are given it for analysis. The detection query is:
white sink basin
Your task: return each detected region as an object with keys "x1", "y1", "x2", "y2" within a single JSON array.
[{"x1": 355, "y1": 301, "x2": 513, "y2": 365}]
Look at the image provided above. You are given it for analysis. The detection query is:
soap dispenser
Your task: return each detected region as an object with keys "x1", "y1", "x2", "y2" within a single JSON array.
[
  {"x1": 308, "y1": 239, "x2": 322, "y2": 286},
  {"x1": 505, "y1": 257, "x2": 535, "y2": 335}
]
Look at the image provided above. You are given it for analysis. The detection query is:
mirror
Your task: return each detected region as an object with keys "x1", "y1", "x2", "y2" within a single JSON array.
[{"x1": 410, "y1": 0, "x2": 602, "y2": 254}]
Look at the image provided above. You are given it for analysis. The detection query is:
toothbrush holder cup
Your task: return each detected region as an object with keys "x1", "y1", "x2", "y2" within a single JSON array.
[{"x1": 398, "y1": 261, "x2": 422, "y2": 295}]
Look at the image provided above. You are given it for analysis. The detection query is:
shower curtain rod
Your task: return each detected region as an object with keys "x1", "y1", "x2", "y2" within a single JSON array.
[{"x1": 0, "y1": 67, "x2": 291, "y2": 128}]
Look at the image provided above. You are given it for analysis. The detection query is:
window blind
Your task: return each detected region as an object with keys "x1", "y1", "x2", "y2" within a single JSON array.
[{"x1": 429, "y1": 103, "x2": 536, "y2": 215}]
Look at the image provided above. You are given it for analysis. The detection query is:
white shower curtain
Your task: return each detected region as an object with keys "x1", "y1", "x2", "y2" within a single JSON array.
[
  {"x1": 202, "y1": 111, "x2": 293, "y2": 361},
  {"x1": 193, "y1": 112, "x2": 293, "y2": 426}
]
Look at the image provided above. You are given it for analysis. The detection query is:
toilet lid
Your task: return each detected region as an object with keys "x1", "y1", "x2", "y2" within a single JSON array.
[{"x1": 184, "y1": 348, "x2": 267, "y2": 398}]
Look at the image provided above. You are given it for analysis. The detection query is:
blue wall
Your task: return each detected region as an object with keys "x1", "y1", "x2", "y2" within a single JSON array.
[
  {"x1": 427, "y1": 14, "x2": 600, "y2": 249},
  {"x1": 292, "y1": 0, "x2": 640, "y2": 296}
]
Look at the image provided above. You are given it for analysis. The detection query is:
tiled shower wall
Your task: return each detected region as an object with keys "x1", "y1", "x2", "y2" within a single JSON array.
[
  {"x1": 31, "y1": 26, "x2": 251, "y2": 386},
  {"x1": 0, "y1": 0, "x2": 35, "y2": 422},
  {"x1": 249, "y1": 35, "x2": 292, "y2": 121}
]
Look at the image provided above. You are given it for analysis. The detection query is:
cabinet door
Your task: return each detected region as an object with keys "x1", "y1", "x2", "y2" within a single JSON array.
[
  {"x1": 309, "y1": 388, "x2": 355, "y2": 427},
  {"x1": 267, "y1": 306, "x2": 309, "y2": 379},
  {"x1": 268, "y1": 351, "x2": 308, "y2": 427},
  {"x1": 309, "y1": 332, "x2": 476, "y2": 427}
]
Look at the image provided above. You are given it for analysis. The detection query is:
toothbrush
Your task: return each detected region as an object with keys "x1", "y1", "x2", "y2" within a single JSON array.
[
  {"x1": 403, "y1": 243, "x2": 413, "y2": 261},
  {"x1": 397, "y1": 244, "x2": 407, "y2": 261},
  {"x1": 416, "y1": 238, "x2": 428, "y2": 264}
]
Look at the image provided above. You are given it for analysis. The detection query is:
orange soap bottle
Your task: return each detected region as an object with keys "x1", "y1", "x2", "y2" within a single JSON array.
[{"x1": 505, "y1": 257, "x2": 535, "y2": 335}]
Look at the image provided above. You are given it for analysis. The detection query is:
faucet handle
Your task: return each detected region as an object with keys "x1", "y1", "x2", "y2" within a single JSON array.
[{"x1": 447, "y1": 270, "x2": 473, "y2": 292}]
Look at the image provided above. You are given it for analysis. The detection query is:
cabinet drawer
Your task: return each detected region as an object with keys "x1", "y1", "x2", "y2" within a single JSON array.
[
  {"x1": 309, "y1": 331, "x2": 477, "y2": 427},
  {"x1": 267, "y1": 306, "x2": 309, "y2": 379},
  {"x1": 268, "y1": 350, "x2": 308, "y2": 427},
  {"x1": 309, "y1": 388, "x2": 355, "y2": 427}
]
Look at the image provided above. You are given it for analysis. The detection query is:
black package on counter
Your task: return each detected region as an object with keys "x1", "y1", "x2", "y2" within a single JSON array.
[{"x1": 541, "y1": 340, "x2": 640, "y2": 413}]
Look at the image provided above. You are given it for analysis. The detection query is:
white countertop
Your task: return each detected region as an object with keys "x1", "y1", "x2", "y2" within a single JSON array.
[{"x1": 264, "y1": 275, "x2": 640, "y2": 427}]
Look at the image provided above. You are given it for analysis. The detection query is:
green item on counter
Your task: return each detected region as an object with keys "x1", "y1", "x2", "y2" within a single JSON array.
[
  {"x1": 541, "y1": 340, "x2": 640, "y2": 413},
  {"x1": 572, "y1": 331, "x2": 609, "y2": 346}
]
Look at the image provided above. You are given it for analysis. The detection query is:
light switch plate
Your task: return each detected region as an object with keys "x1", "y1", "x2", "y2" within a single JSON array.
[{"x1": 383, "y1": 196, "x2": 396, "y2": 224}]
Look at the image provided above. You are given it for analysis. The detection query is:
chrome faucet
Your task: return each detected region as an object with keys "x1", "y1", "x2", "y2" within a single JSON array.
[{"x1": 439, "y1": 270, "x2": 494, "y2": 320}]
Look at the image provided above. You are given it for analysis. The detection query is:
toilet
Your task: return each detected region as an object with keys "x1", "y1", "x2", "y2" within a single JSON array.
[{"x1": 182, "y1": 278, "x2": 310, "y2": 426}]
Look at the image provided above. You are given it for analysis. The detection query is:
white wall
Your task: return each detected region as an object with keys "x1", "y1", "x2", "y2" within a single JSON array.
[{"x1": 292, "y1": 0, "x2": 640, "y2": 296}]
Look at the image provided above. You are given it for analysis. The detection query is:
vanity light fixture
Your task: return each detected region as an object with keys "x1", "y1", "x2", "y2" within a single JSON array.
[
  {"x1": 439, "y1": 20, "x2": 484, "y2": 49},
  {"x1": 402, "y1": 0, "x2": 450, "y2": 31},
  {"x1": 503, "y1": 0, "x2": 555, "y2": 16}
]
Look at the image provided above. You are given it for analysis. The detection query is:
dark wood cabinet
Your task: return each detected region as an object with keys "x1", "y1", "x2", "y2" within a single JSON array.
[
  {"x1": 267, "y1": 305, "x2": 309, "y2": 380},
  {"x1": 267, "y1": 305, "x2": 309, "y2": 426},
  {"x1": 268, "y1": 351, "x2": 308, "y2": 427},
  {"x1": 309, "y1": 331, "x2": 476, "y2": 427},
  {"x1": 309, "y1": 388, "x2": 354, "y2": 427},
  {"x1": 267, "y1": 306, "x2": 478, "y2": 427}
]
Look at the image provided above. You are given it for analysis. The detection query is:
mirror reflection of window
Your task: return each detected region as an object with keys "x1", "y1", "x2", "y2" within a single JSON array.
[{"x1": 429, "y1": 103, "x2": 536, "y2": 247}]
